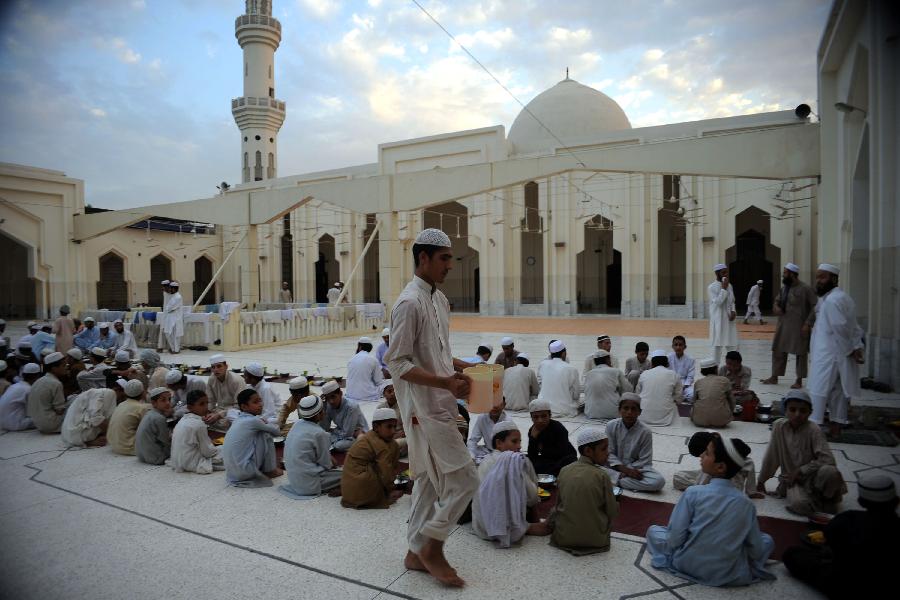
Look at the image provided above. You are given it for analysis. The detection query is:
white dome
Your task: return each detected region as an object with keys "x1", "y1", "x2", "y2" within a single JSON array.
[{"x1": 508, "y1": 78, "x2": 631, "y2": 155}]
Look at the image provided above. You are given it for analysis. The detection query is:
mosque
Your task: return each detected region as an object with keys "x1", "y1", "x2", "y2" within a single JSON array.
[{"x1": 0, "y1": 0, "x2": 896, "y2": 388}]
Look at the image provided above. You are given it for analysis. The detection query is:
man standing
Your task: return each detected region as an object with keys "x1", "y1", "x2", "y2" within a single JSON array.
[
  {"x1": 156, "y1": 279, "x2": 170, "y2": 352},
  {"x1": 52, "y1": 305, "x2": 76, "y2": 353},
  {"x1": 761, "y1": 263, "x2": 817, "y2": 389},
  {"x1": 808, "y1": 264, "x2": 864, "y2": 438},
  {"x1": 163, "y1": 281, "x2": 184, "y2": 354},
  {"x1": 708, "y1": 263, "x2": 738, "y2": 364},
  {"x1": 384, "y1": 228, "x2": 478, "y2": 588},
  {"x1": 327, "y1": 281, "x2": 345, "y2": 305},
  {"x1": 279, "y1": 281, "x2": 293, "y2": 303},
  {"x1": 743, "y1": 280, "x2": 765, "y2": 325}
]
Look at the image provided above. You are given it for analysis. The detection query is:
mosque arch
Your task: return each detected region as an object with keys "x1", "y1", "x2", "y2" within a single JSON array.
[
  {"x1": 280, "y1": 213, "x2": 293, "y2": 297},
  {"x1": 148, "y1": 253, "x2": 173, "y2": 307},
  {"x1": 98, "y1": 250, "x2": 128, "y2": 310},
  {"x1": 193, "y1": 255, "x2": 216, "y2": 305},
  {"x1": 254, "y1": 151, "x2": 263, "y2": 181},
  {"x1": 362, "y1": 213, "x2": 380, "y2": 303},
  {"x1": 423, "y1": 201, "x2": 479, "y2": 312},
  {"x1": 0, "y1": 230, "x2": 37, "y2": 318},
  {"x1": 315, "y1": 233, "x2": 338, "y2": 303},
  {"x1": 520, "y1": 181, "x2": 544, "y2": 304},
  {"x1": 658, "y1": 175, "x2": 687, "y2": 305},
  {"x1": 577, "y1": 215, "x2": 621, "y2": 314},
  {"x1": 725, "y1": 206, "x2": 780, "y2": 312}
]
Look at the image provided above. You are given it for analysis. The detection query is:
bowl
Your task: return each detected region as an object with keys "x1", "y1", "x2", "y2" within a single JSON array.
[
  {"x1": 612, "y1": 486, "x2": 623, "y2": 497},
  {"x1": 756, "y1": 414, "x2": 773, "y2": 423},
  {"x1": 537, "y1": 474, "x2": 557, "y2": 486},
  {"x1": 272, "y1": 436, "x2": 285, "y2": 445},
  {"x1": 394, "y1": 475, "x2": 411, "y2": 487}
]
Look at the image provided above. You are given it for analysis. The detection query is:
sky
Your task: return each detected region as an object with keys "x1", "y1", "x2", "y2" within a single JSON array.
[{"x1": 0, "y1": 0, "x2": 832, "y2": 209}]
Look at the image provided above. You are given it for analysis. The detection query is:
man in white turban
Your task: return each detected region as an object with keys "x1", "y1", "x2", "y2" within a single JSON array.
[{"x1": 708, "y1": 263, "x2": 738, "y2": 364}]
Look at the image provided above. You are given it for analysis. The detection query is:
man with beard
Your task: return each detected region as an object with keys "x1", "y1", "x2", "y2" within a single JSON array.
[
  {"x1": 708, "y1": 264, "x2": 738, "y2": 364},
  {"x1": 807, "y1": 264, "x2": 864, "y2": 438},
  {"x1": 761, "y1": 263, "x2": 818, "y2": 388}
]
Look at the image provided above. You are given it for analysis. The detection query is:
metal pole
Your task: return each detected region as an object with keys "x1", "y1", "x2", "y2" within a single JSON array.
[
  {"x1": 336, "y1": 220, "x2": 380, "y2": 305},
  {"x1": 192, "y1": 229, "x2": 249, "y2": 309}
]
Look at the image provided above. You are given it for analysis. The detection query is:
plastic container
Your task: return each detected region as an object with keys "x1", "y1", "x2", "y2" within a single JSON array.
[{"x1": 463, "y1": 365, "x2": 495, "y2": 413}]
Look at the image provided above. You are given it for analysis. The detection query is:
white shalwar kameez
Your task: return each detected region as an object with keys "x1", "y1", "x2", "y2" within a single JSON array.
[
  {"x1": 502, "y1": 364, "x2": 539, "y2": 411},
  {"x1": 170, "y1": 412, "x2": 223, "y2": 474},
  {"x1": 163, "y1": 291, "x2": 184, "y2": 353},
  {"x1": 744, "y1": 285, "x2": 762, "y2": 323},
  {"x1": 808, "y1": 287, "x2": 863, "y2": 425},
  {"x1": 253, "y1": 379, "x2": 283, "y2": 425},
  {"x1": 385, "y1": 275, "x2": 478, "y2": 554},
  {"x1": 466, "y1": 410, "x2": 508, "y2": 463},
  {"x1": 157, "y1": 289, "x2": 169, "y2": 350},
  {"x1": 667, "y1": 352, "x2": 696, "y2": 401},
  {"x1": 345, "y1": 350, "x2": 383, "y2": 403},
  {"x1": 708, "y1": 280, "x2": 738, "y2": 364},
  {"x1": 537, "y1": 358, "x2": 581, "y2": 418},
  {"x1": 60, "y1": 388, "x2": 116, "y2": 448},
  {"x1": 0, "y1": 381, "x2": 34, "y2": 431},
  {"x1": 112, "y1": 328, "x2": 140, "y2": 359}
]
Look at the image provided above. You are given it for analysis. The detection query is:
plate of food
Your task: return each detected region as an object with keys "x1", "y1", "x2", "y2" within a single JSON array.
[
  {"x1": 537, "y1": 487, "x2": 551, "y2": 500},
  {"x1": 803, "y1": 530, "x2": 826, "y2": 547},
  {"x1": 212, "y1": 436, "x2": 225, "y2": 446},
  {"x1": 537, "y1": 474, "x2": 557, "y2": 486}
]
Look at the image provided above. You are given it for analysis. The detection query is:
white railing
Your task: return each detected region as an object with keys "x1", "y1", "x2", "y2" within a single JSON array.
[
  {"x1": 238, "y1": 305, "x2": 385, "y2": 347},
  {"x1": 231, "y1": 97, "x2": 286, "y2": 111},
  {"x1": 235, "y1": 14, "x2": 281, "y2": 32}
]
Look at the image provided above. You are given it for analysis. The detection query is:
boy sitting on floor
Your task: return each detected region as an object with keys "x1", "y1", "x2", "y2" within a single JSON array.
[
  {"x1": 107, "y1": 380, "x2": 151, "y2": 456},
  {"x1": 647, "y1": 434, "x2": 775, "y2": 586},
  {"x1": 549, "y1": 427, "x2": 619, "y2": 555},
  {"x1": 340, "y1": 407, "x2": 403, "y2": 509},
  {"x1": 690, "y1": 358, "x2": 734, "y2": 428},
  {"x1": 472, "y1": 420, "x2": 549, "y2": 547},
  {"x1": 673, "y1": 431, "x2": 763, "y2": 498},
  {"x1": 222, "y1": 388, "x2": 284, "y2": 488},
  {"x1": 375, "y1": 379, "x2": 407, "y2": 455},
  {"x1": 756, "y1": 389, "x2": 846, "y2": 515},
  {"x1": 467, "y1": 397, "x2": 508, "y2": 463},
  {"x1": 135, "y1": 383, "x2": 173, "y2": 465},
  {"x1": 60, "y1": 388, "x2": 116, "y2": 448},
  {"x1": 600, "y1": 393, "x2": 665, "y2": 492},
  {"x1": 279, "y1": 395, "x2": 343, "y2": 499},
  {"x1": 320, "y1": 380, "x2": 368, "y2": 451},
  {"x1": 170, "y1": 389, "x2": 224, "y2": 474},
  {"x1": 526, "y1": 398, "x2": 576, "y2": 477}
]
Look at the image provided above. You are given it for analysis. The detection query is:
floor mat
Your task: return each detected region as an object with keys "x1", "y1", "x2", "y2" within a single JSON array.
[{"x1": 829, "y1": 429, "x2": 898, "y2": 447}]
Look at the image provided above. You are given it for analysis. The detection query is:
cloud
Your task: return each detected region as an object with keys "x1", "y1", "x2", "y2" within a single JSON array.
[
  {"x1": 89, "y1": 107, "x2": 107, "y2": 118},
  {"x1": 131, "y1": 0, "x2": 146, "y2": 10},
  {"x1": 545, "y1": 26, "x2": 592, "y2": 49},
  {"x1": 297, "y1": 0, "x2": 341, "y2": 20},
  {"x1": 453, "y1": 27, "x2": 515, "y2": 51},
  {"x1": 109, "y1": 37, "x2": 141, "y2": 63}
]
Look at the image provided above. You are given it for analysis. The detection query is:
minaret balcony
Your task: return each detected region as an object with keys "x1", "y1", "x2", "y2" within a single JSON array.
[
  {"x1": 232, "y1": 96, "x2": 286, "y2": 112},
  {"x1": 235, "y1": 14, "x2": 282, "y2": 48}
]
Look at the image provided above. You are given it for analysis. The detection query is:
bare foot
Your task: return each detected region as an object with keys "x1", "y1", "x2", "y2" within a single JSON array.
[
  {"x1": 327, "y1": 486, "x2": 342, "y2": 497},
  {"x1": 419, "y1": 538, "x2": 465, "y2": 587},
  {"x1": 791, "y1": 380, "x2": 803, "y2": 389},
  {"x1": 264, "y1": 467, "x2": 284, "y2": 479},
  {"x1": 404, "y1": 550, "x2": 427, "y2": 572},
  {"x1": 760, "y1": 376, "x2": 778, "y2": 385},
  {"x1": 526, "y1": 521, "x2": 551, "y2": 536}
]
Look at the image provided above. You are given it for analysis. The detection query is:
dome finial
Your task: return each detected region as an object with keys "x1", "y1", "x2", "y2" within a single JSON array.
[{"x1": 565, "y1": 67, "x2": 569, "y2": 80}]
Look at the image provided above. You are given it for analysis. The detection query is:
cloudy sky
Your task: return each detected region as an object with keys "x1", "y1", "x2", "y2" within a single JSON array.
[{"x1": 0, "y1": 0, "x2": 831, "y2": 209}]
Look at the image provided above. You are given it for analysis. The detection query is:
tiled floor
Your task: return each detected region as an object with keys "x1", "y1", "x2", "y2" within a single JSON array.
[{"x1": 1, "y1": 319, "x2": 898, "y2": 599}]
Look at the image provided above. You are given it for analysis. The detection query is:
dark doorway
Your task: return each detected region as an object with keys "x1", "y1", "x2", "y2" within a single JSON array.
[
  {"x1": 0, "y1": 231, "x2": 36, "y2": 317},
  {"x1": 422, "y1": 202, "x2": 479, "y2": 312},
  {"x1": 193, "y1": 256, "x2": 215, "y2": 305},
  {"x1": 577, "y1": 216, "x2": 621, "y2": 314},
  {"x1": 520, "y1": 181, "x2": 544, "y2": 304},
  {"x1": 148, "y1": 254, "x2": 172, "y2": 306},
  {"x1": 363, "y1": 214, "x2": 380, "y2": 303},
  {"x1": 280, "y1": 214, "x2": 293, "y2": 296},
  {"x1": 98, "y1": 252, "x2": 128, "y2": 310},
  {"x1": 315, "y1": 234, "x2": 338, "y2": 303},
  {"x1": 726, "y1": 206, "x2": 780, "y2": 313}
]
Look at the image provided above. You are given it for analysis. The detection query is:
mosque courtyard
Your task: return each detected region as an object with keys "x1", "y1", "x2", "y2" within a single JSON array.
[{"x1": 1, "y1": 317, "x2": 897, "y2": 600}]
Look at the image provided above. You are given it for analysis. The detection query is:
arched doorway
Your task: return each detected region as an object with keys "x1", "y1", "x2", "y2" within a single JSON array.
[
  {"x1": 0, "y1": 231, "x2": 36, "y2": 317},
  {"x1": 280, "y1": 214, "x2": 293, "y2": 297},
  {"x1": 658, "y1": 175, "x2": 687, "y2": 305},
  {"x1": 148, "y1": 254, "x2": 172, "y2": 306},
  {"x1": 577, "y1": 216, "x2": 621, "y2": 314},
  {"x1": 423, "y1": 201, "x2": 479, "y2": 312},
  {"x1": 98, "y1": 252, "x2": 128, "y2": 310},
  {"x1": 362, "y1": 214, "x2": 380, "y2": 303},
  {"x1": 315, "y1": 234, "x2": 338, "y2": 303},
  {"x1": 193, "y1": 256, "x2": 215, "y2": 305},
  {"x1": 726, "y1": 206, "x2": 780, "y2": 312},
  {"x1": 521, "y1": 181, "x2": 544, "y2": 304}
]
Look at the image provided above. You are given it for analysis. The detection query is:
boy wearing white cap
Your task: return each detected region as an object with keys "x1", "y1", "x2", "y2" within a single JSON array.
[
  {"x1": 206, "y1": 355, "x2": 246, "y2": 429},
  {"x1": 277, "y1": 376, "x2": 311, "y2": 435},
  {"x1": 136, "y1": 380, "x2": 174, "y2": 465},
  {"x1": 467, "y1": 398, "x2": 508, "y2": 463},
  {"x1": 582, "y1": 335, "x2": 618, "y2": 379},
  {"x1": 111, "y1": 319, "x2": 139, "y2": 359},
  {"x1": 743, "y1": 280, "x2": 765, "y2": 325},
  {"x1": 493, "y1": 337, "x2": 520, "y2": 370},
  {"x1": 807, "y1": 263, "x2": 864, "y2": 437},
  {"x1": 690, "y1": 358, "x2": 734, "y2": 427},
  {"x1": 526, "y1": 398, "x2": 577, "y2": 476},
  {"x1": 537, "y1": 340, "x2": 581, "y2": 418},
  {"x1": 170, "y1": 389, "x2": 224, "y2": 474},
  {"x1": 761, "y1": 262, "x2": 817, "y2": 388},
  {"x1": 320, "y1": 380, "x2": 368, "y2": 451},
  {"x1": 327, "y1": 281, "x2": 344, "y2": 305},
  {"x1": 345, "y1": 336, "x2": 384, "y2": 403},
  {"x1": 340, "y1": 407, "x2": 403, "y2": 509},
  {"x1": 280, "y1": 394, "x2": 342, "y2": 498},
  {"x1": 0, "y1": 363, "x2": 41, "y2": 431},
  {"x1": 27, "y1": 352, "x2": 71, "y2": 433},
  {"x1": 501, "y1": 353, "x2": 539, "y2": 411},
  {"x1": 242, "y1": 362, "x2": 283, "y2": 424},
  {"x1": 708, "y1": 263, "x2": 738, "y2": 364},
  {"x1": 60, "y1": 388, "x2": 117, "y2": 448},
  {"x1": 635, "y1": 351, "x2": 682, "y2": 426},
  {"x1": 107, "y1": 381, "x2": 152, "y2": 455},
  {"x1": 75, "y1": 347, "x2": 112, "y2": 391},
  {"x1": 166, "y1": 368, "x2": 207, "y2": 420},
  {"x1": 375, "y1": 328, "x2": 391, "y2": 378},
  {"x1": 549, "y1": 427, "x2": 619, "y2": 555},
  {"x1": 96, "y1": 323, "x2": 117, "y2": 352}
]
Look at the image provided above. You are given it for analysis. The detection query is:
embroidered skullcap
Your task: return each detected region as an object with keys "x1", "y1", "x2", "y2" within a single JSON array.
[
  {"x1": 595, "y1": 350, "x2": 610, "y2": 358},
  {"x1": 114, "y1": 350, "x2": 131, "y2": 363},
  {"x1": 169, "y1": 281, "x2": 179, "y2": 288},
  {"x1": 91, "y1": 347, "x2": 107, "y2": 358},
  {"x1": 66, "y1": 348, "x2": 83, "y2": 360},
  {"x1": 699, "y1": 357, "x2": 718, "y2": 369},
  {"x1": 549, "y1": 340, "x2": 566, "y2": 353},
  {"x1": 139, "y1": 349, "x2": 160, "y2": 367},
  {"x1": 784, "y1": 262, "x2": 800, "y2": 274},
  {"x1": 99, "y1": 322, "x2": 109, "y2": 329},
  {"x1": 414, "y1": 228, "x2": 452, "y2": 247},
  {"x1": 288, "y1": 376, "x2": 309, "y2": 391},
  {"x1": 321, "y1": 380, "x2": 341, "y2": 396},
  {"x1": 713, "y1": 263, "x2": 727, "y2": 272},
  {"x1": 528, "y1": 398, "x2": 551, "y2": 413},
  {"x1": 500, "y1": 336, "x2": 514, "y2": 346},
  {"x1": 783, "y1": 388, "x2": 812, "y2": 406},
  {"x1": 858, "y1": 473, "x2": 897, "y2": 503},
  {"x1": 115, "y1": 378, "x2": 128, "y2": 389},
  {"x1": 124, "y1": 379, "x2": 144, "y2": 398},
  {"x1": 22, "y1": 363, "x2": 41, "y2": 374},
  {"x1": 243, "y1": 362, "x2": 264, "y2": 377},
  {"x1": 382, "y1": 327, "x2": 390, "y2": 337},
  {"x1": 161, "y1": 280, "x2": 170, "y2": 285},
  {"x1": 721, "y1": 436, "x2": 748, "y2": 469},
  {"x1": 576, "y1": 427, "x2": 608, "y2": 447},
  {"x1": 597, "y1": 334, "x2": 611, "y2": 342},
  {"x1": 818, "y1": 263, "x2": 840, "y2": 275},
  {"x1": 620, "y1": 392, "x2": 641, "y2": 405},
  {"x1": 491, "y1": 420, "x2": 519, "y2": 437},
  {"x1": 358, "y1": 336, "x2": 372, "y2": 344},
  {"x1": 43, "y1": 352, "x2": 64, "y2": 365},
  {"x1": 149, "y1": 387, "x2": 169, "y2": 400},
  {"x1": 649, "y1": 349, "x2": 667, "y2": 359},
  {"x1": 165, "y1": 368, "x2": 184, "y2": 385},
  {"x1": 83, "y1": 316, "x2": 95, "y2": 323},
  {"x1": 379, "y1": 379, "x2": 394, "y2": 392},
  {"x1": 209, "y1": 354, "x2": 226, "y2": 366},
  {"x1": 756, "y1": 280, "x2": 763, "y2": 285},
  {"x1": 298, "y1": 395, "x2": 324, "y2": 418},
  {"x1": 372, "y1": 407, "x2": 399, "y2": 423}
]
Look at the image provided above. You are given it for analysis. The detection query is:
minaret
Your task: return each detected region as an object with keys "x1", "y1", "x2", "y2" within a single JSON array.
[{"x1": 232, "y1": 0, "x2": 286, "y2": 183}]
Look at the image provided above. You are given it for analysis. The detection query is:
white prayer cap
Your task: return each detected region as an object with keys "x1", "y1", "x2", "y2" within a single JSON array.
[
  {"x1": 165, "y1": 369, "x2": 184, "y2": 385},
  {"x1": 26, "y1": 321, "x2": 37, "y2": 328},
  {"x1": 372, "y1": 407, "x2": 398, "y2": 422},
  {"x1": 491, "y1": 420, "x2": 519, "y2": 437},
  {"x1": 83, "y1": 316, "x2": 96, "y2": 323},
  {"x1": 17, "y1": 341, "x2": 31, "y2": 349},
  {"x1": 548, "y1": 340, "x2": 566, "y2": 353},
  {"x1": 67, "y1": 348, "x2": 83, "y2": 361},
  {"x1": 90, "y1": 347, "x2": 107, "y2": 358},
  {"x1": 650, "y1": 349, "x2": 667, "y2": 359},
  {"x1": 528, "y1": 398, "x2": 551, "y2": 413},
  {"x1": 40, "y1": 348, "x2": 53, "y2": 357},
  {"x1": 321, "y1": 380, "x2": 341, "y2": 396},
  {"x1": 333, "y1": 281, "x2": 341, "y2": 286},
  {"x1": 783, "y1": 388, "x2": 812, "y2": 406},
  {"x1": 139, "y1": 349, "x2": 160, "y2": 366},
  {"x1": 115, "y1": 378, "x2": 128, "y2": 389},
  {"x1": 161, "y1": 280, "x2": 170, "y2": 285},
  {"x1": 382, "y1": 327, "x2": 390, "y2": 337},
  {"x1": 0, "y1": 318, "x2": 5, "y2": 325},
  {"x1": 114, "y1": 350, "x2": 131, "y2": 363},
  {"x1": 576, "y1": 427, "x2": 608, "y2": 447},
  {"x1": 713, "y1": 263, "x2": 727, "y2": 272},
  {"x1": 500, "y1": 336, "x2": 514, "y2": 346},
  {"x1": 148, "y1": 387, "x2": 169, "y2": 400},
  {"x1": 414, "y1": 227, "x2": 452, "y2": 247},
  {"x1": 784, "y1": 262, "x2": 800, "y2": 273},
  {"x1": 620, "y1": 392, "x2": 641, "y2": 405},
  {"x1": 595, "y1": 350, "x2": 610, "y2": 358},
  {"x1": 124, "y1": 379, "x2": 144, "y2": 398},
  {"x1": 858, "y1": 473, "x2": 897, "y2": 503},
  {"x1": 168, "y1": 281, "x2": 179, "y2": 287},
  {"x1": 209, "y1": 354, "x2": 226, "y2": 366},
  {"x1": 480, "y1": 343, "x2": 493, "y2": 354},
  {"x1": 516, "y1": 353, "x2": 529, "y2": 361},
  {"x1": 699, "y1": 357, "x2": 718, "y2": 369},
  {"x1": 298, "y1": 395, "x2": 324, "y2": 418},
  {"x1": 43, "y1": 351, "x2": 65, "y2": 365},
  {"x1": 22, "y1": 363, "x2": 41, "y2": 374},
  {"x1": 99, "y1": 322, "x2": 109, "y2": 329},
  {"x1": 243, "y1": 362, "x2": 264, "y2": 377},
  {"x1": 817, "y1": 263, "x2": 840, "y2": 275},
  {"x1": 721, "y1": 436, "x2": 748, "y2": 468},
  {"x1": 756, "y1": 280, "x2": 763, "y2": 284},
  {"x1": 358, "y1": 336, "x2": 372, "y2": 344},
  {"x1": 0, "y1": 360, "x2": 5, "y2": 372},
  {"x1": 597, "y1": 334, "x2": 611, "y2": 342},
  {"x1": 288, "y1": 376, "x2": 309, "y2": 391},
  {"x1": 379, "y1": 379, "x2": 394, "y2": 392}
]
